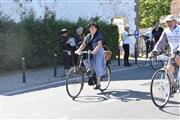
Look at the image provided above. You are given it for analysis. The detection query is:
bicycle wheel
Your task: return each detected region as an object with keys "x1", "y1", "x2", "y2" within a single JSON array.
[
  {"x1": 150, "y1": 56, "x2": 163, "y2": 70},
  {"x1": 150, "y1": 69, "x2": 171, "y2": 108},
  {"x1": 66, "y1": 67, "x2": 84, "y2": 99},
  {"x1": 99, "y1": 64, "x2": 111, "y2": 91},
  {"x1": 136, "y1": 56, "x2": 147, "y2": 68}
]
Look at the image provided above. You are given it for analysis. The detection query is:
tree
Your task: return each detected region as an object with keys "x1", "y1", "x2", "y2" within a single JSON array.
[{"x1": 139, "y1": 0, "x2": 171, "y2": 28}]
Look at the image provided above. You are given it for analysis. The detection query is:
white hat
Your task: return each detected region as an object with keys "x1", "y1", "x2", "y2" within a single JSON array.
[
  {"x1": 76, "y1": 27, "x2": 84, "y2": 32},
  {"x1": 165, "y1": 15, "x2": 176, "y2": 22}
]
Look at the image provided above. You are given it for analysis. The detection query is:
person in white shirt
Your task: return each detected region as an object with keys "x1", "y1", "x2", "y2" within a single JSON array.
[
  {"x1": 150, "y1": 15, "x2": 180, "y2": 93},
  {"x1": 123, "y1": 26, "x2": 133, "y2": 66}
]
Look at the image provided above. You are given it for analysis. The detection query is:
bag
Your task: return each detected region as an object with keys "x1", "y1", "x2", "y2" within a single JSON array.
[
  {"x1": 103, "y1": 45, "x2": 112, "y2": 62},
  {"x1": 88, "y1": 71, "x2": 97, "y2": 86}
]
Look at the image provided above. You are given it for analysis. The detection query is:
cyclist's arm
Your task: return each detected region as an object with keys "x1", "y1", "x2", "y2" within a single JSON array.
[
  {"x1": 76, "y1": 34, "x2": 91, "y2": 51},
  {"x1": 153, "y1": 31, "x2": 168, "y2": 52},
  {"x1": 91, "y1": 41, "x2": 102, "y2": 55}
]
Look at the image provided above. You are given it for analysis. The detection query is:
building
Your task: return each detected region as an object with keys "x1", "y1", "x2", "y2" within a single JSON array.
[{"x1": 171, "y1": 0, "x2": 180, "y2": 24}]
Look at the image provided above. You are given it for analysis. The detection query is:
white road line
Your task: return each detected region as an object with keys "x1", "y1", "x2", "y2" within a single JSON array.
[{"x1": 2, "y1": 65, "x2": 148, "y2": 95}]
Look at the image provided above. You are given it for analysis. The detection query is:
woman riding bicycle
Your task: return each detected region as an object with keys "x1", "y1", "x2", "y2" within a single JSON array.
[{"x1": 75, "y1": 22, "x2": 106, "y2": 90}]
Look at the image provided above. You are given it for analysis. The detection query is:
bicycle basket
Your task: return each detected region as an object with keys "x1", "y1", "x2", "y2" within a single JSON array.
[{"x1": 103, "y1": 45, "x2": 112, "y2": 62}]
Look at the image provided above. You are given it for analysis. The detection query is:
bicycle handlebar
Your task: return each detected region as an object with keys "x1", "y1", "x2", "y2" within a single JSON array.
[{"x1": 75, "y1": 50, "x2": 92, "y2": 55}]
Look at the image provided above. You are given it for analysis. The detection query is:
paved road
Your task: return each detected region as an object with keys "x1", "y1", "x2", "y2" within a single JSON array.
[{"x1": 1, "y1": 66, "x2": 180, "y2": 119}]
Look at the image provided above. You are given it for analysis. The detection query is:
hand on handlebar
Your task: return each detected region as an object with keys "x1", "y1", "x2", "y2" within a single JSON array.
[
  {"x1": 75, "y1": 50, "x2": 82, "y2": 55},
  {"x1": 149, "y1": 51, "x2": 158, "y2": 58},
  {"x1": 170, "y1": 53, "x2": 176, "y2": 59},
  {"x1": 91, "y1": 50, "x2": 96, "y2": 55}
]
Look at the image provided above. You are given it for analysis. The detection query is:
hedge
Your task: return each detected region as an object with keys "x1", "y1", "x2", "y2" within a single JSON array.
[{"x1": 0, "y1": 11, "x2": 119, "y2": 71}]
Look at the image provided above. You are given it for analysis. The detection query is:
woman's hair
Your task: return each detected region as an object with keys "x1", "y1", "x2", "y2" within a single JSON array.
[{"x1": 88, "y1": 22, "x2": 99, "y2": 29}]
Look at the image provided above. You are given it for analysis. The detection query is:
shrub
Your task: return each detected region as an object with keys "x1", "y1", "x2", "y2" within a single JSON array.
[{"x1": 0, "y1": 11, "x2": 119, "y2": 71}]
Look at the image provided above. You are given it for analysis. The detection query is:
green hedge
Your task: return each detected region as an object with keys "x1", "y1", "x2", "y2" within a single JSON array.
[{"x1": 0, "y1": 11, "x2": 119, "y2": 71}]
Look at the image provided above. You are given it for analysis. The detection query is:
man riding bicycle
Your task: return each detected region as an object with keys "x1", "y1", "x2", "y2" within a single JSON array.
[{"x1": 150, "y1": 15, "x2": 180, "y2": 92}]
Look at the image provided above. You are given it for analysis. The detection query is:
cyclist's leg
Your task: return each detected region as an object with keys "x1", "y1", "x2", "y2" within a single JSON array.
[
  {"x1": 83, "y1": 58, "x2": 92, "y2": 72},
  {"x1": 167, "y1": 58, "x2": 176, "y2": 84},
  {"x1": 175, "y1": 55, "x2": 180, "y2": 66}
]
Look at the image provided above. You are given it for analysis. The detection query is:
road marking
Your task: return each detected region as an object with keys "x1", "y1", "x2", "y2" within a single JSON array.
[{"x1": 2, "y1": 65, "x2": 149, "y2": 95}]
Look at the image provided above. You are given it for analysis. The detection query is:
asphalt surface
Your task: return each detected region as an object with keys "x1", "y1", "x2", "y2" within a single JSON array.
[{"x1": 1, "y1": 66, "x2": 180, "y2": 119}]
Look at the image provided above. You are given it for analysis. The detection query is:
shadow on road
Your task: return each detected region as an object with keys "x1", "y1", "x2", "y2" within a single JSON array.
[
  {"x1": 98, "y1": 89, "x2": 151, "y2": 102},
  {"x1": 160, "y1": 105, "x2": 180, "y2": 116},
  {"x1": 73, "y1": 95, "x2": 108, "y2": 103}
]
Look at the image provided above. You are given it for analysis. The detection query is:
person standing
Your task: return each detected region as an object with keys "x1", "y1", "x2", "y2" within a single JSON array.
[
  {"x1": 145, "y1": 27, "x2": 153, "y2": 58},
  {"x1": 59, "y1": 29, "x2": 72, "y2": 76},
  {"x1": 73, "y1": 27, "x2": 85, "y2": 48},
  {"x1": 152, "y1": 21, "x2": 164, "y2": 45},
  {"x1": 72, "y1": 27, "x2": 85, "y2": 65},
  {"x1": 123, "y1": 26, "x2": 133, "y2": 66}
]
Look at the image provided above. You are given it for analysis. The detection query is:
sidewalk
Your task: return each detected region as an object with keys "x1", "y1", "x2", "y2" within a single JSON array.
[{"x1": 0, "y1": 59, "x2": 137, "y2": 94}]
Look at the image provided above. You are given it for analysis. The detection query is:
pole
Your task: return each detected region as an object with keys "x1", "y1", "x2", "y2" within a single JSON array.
[
  {"x1": 135, "y1": 0, "x2": 139, "y2": 64},
  {"x1": 117, "y1": 41, "x2": 121, "y2": 66},
  {"x1": 54, "y1": 54, "x2": 57, "y2": 77},
  {"x1": 21, "y1": 57, "x2": 26, "y2": 83}
]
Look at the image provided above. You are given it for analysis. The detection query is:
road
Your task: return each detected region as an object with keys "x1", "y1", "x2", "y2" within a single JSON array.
[{"x1": 1, "y1": 66, "x2": 180, "y2": 119}]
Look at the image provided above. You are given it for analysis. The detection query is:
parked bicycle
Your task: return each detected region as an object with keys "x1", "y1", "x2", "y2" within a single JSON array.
[
  {"x1": 150, "y1": 53, "x2": 180, "y2": 108},
  {"x1": 136, "y1": 35, "x2": 170, "y2": 70},
  {"x1": 66, "y1": 50, "x2": 111, "y2": 100}
]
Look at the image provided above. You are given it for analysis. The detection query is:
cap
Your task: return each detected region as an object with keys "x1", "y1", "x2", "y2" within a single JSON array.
[
  {"x1": 165, "y1": 15, "x2": 176, "y2": 22},
  {"x1": 61, "y1": 29, "x2": 68, "y2": 34},
  {"x1": 76, "y1": 27, "x2": 84, "y2": 32}
]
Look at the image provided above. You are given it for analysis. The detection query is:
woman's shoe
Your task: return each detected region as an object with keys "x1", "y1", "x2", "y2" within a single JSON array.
[{"x1": 94, "y1": 84, "x2": 101, "y2": 90}]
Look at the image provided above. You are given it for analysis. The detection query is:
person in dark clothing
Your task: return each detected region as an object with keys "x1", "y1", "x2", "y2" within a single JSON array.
[
  {"x1": 144, "y1": 28, "x2": 154, "y2": 58},
  {"x1": 59, "y1": 29, "x2": 72, "y2": 76},
  {"x1": 74, "y1": 27, "x2": 85, "y2": 48},
  {"x1": 72, "y1": 27, "x2": 85, "y2": 65},
  {"x1": 152, "y1": 21, "x2": 164, "y2": 44}
]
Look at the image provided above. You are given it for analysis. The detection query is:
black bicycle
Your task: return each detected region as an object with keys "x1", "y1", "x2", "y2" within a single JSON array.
[
  {"x1": 66, "y1": 50, "x2": 111, "y2": 100},
  {"x1": 150, "y1": 54, "x2": 180, "y2": 108}
]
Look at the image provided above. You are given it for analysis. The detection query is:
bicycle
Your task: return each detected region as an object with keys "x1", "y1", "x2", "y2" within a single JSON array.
[
  {"x1": 66, "y1": 50, "x2": 111, "y2": 100},
  {"x1": 136, "y1": 35, "x2": 169, "y2": 70},
  {"x1": 150, "y1": 53, "x2": 180, "y2": 108},
  {"x1": 136, "y1": 53, "x2": 166, "y2": 70}
]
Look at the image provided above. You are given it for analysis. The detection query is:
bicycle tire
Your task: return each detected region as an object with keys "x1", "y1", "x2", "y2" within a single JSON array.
[
  {"x1": 66, "y1": 67, "x2": 84, "y2": 99},
  {"x1": 99, "y1": 64, "x2": 111, "y2": 91},
  {"x1": 150, "y1": 68, "x2": 171, "y2": 108},
  {"x1": 136, "y1": 56, "x2": 147, "y2": 68}
]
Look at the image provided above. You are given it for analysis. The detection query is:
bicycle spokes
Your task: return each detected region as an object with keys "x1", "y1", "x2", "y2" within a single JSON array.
[{"x1": 151, "y1": 69, "x2": 171, "y2": 108}]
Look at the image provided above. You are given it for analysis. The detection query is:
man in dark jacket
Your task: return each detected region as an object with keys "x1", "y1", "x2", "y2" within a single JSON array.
[
  {"x1": 152, "y1": 21, "x2": 164, "y2": 44},
  {"x1": 59, "y1": 29, "x2": 72, "y2": 76},
  {"x1": 72, "y1": 27, "x2": 85, "y2": 65}
]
